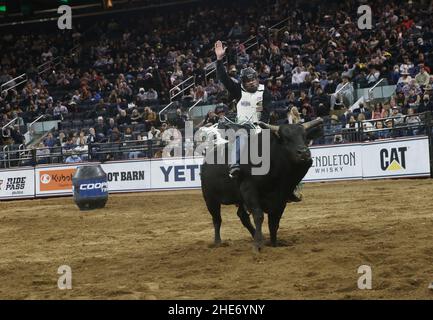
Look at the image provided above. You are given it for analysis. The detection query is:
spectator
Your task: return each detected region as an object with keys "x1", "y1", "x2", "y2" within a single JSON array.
[
  {"x1": 375, "y1": 121, "x2": 390, "y2": 139},
  {"x1": 53, "y1": 101, "x2": 68, "y2": 120},
  {"x1": 63, "y1": 136, "x2": 76, "y2": 151},
  {"x1": 94, "y1": 116, "x2": 108, "y2": 138},
  {"x1": 148, "y1": 126, "x2": 161, "y2": 140},
  {"x1": 292, "y1": 67, "x2": 310, "y2": 86},
  {"x1": 345, "y1": 115, "x2": 359, "y2": 142},
  {"x1": 228, "y1": 21, "x2": 243, "y2": 39},
  {"x1": 405, "y1": 108, "x2": 421, "y2": 136},
  {"x1": 109, "y1": 127, "x2": 122, "y2": 143},
  {"x1": 87, "y1": 127, "x2": 98, "y2": 144},
  {"x1": 197, "y1": 110, "x2": 218, "y2": 128},
  {"x1": 130, "y1": 109, "x2": 142, "y2": 125},
  {"x1": 123, "y1": 127, "x2": 133, "y2": 141},
  {"x1": 116, "y1": 109, "x2": 131, "y2": 126},
  {"x1": 193, "y1": 86, "x2": 208, "y2": 103},
  {"x1": 146, "y1": 88, "x2": 158, "y2": 101},
  {"x1": 419, "y1": 94, "x2": 433, "y2": 113},
  {"x1": 43, "y1": 132, "x2": 56, "y2": 148},
  {"x1": 365, "y1": 66, "x2": 380, "y2": 86},
  {"x1": 390, "y1": 106, "x2": 404, "y2": 126},
  {"x1": 9, "y1": 126, "x2": 25, "y2": 145},
  {"x1": 287, "y1": 107, "x2": 301, "y2": 124},
  {"x1": 415, "y1": 66, "x2": 430, "y2": 87},
  {"x1": 137, "y1": 88, "x2": 147, "y2": 104},
  {"x1": 65, "y1": 153, "x2": 82, "y2": 163},
  {"x1": 173, "y1": 108, "x2": 187, "y2": 129},
  {"x1": 332, "y1": 76, "x2": 354, "y2": 109},
  {"x1": 300, "y1": 106, "x2": 312, "y2": 123},
  {"x1": 311, "y1": 88, "x2": 330, "y2": 117},
  {"x1": 75, "y1": 130, "x2": 87, "y2": 148},
  {"x1": 324, "y1": 114, "x2": 343, "y2": 145},
  {"x1": 371, "y1": 103, "x2": 383, "y2": 120},
  {"x1": 143, "y1": 107, "x2": 157, "y2": 127},
  {"x1": 405, "y1": 89, "x2": 421, "y2": 111},
  {"x1": 35, "y1": 142, "x2": 50, "y2": 164}
]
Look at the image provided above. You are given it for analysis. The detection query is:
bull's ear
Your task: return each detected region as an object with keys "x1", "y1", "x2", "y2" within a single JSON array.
[{"x1": 306, "y1": 125, "x2": 324, "y2": 141}]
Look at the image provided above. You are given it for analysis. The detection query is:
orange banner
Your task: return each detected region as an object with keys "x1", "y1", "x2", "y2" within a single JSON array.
[{"x1": 39, "y1": 168, "x2": 76, "y2": 192}]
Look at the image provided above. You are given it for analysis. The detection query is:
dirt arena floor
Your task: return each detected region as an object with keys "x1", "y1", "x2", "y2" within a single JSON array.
[{"x1": 1, "y1": 179, "x2": 433, "y2": 300}]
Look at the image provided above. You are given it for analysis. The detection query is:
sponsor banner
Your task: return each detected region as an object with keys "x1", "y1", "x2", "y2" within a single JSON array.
[
  {"x1": 362, "y1": 137, "x2": 431, "y2": 179},
  {"x1": 304, "y1": 144, "x2": 363, "y2": 182},
  {"x1": 0, "y1": 168, "x2": 35, "y2": 199},
  {"x1": 150, "y1": 157, "x2": 203, "y2": 190},
  {"x1": 7, "y1": 136, "x2": 431, "y2": 199},
  {"x1": 100, "y1": 161, "x2": 151, "y2": 192},
  {"x1": 73, "y1": 179, "x2": 108, "y2": 197},
  {"x1": 36, "y1": 166, "x2": 77, "y2": 195}
]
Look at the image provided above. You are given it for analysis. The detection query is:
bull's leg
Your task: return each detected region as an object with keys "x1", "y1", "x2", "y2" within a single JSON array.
[
  {"x1": 251, "y1": 208, "x2": 264, "y2": 251},
  {"x1": 268, "y1": 212, "x2": 282, "y2": 247},
  {"x1": 236, "y1": 204, "x2": 255, "y2": 238},
  {"x1": 268, "y1": 203, "x2": 286, "y2": 247},
  {"x1": 240, "y1": 181, "x2": 264, "y2": 251},
  {"x1": 206, "y1": 201, "x2": 222, "y2": 246}
]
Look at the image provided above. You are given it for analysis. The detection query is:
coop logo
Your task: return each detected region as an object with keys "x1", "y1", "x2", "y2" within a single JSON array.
[
  {"x1": 79, "y1": 182, "x2": 108, "y2": 192},
  {"x1": 380, "y1": 147, "x2": 407, "y2": 171}
]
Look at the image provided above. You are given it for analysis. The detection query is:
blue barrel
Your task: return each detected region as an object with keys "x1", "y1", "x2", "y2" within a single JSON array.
[{"x1": 72, "y1": 165, "x2": 108, "y2": 211}]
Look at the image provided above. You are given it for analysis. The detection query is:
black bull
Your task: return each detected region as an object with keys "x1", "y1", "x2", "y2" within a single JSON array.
[{"x1": 200, "y1": 118, "x2": 324, "y2": 250}]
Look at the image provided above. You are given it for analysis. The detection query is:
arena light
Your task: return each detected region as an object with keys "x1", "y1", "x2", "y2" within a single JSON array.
[{"x1": 0, "y1": 0, "x2": 6, "y2": 13}]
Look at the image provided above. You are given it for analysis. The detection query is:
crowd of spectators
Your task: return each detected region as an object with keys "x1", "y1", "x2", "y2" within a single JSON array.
[{"x1": 1, "y1": 0, "x2": 433, "y2": 165}]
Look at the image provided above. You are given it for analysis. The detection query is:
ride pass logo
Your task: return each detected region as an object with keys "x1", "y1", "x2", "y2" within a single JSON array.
[{"x1": 39, "y1": 168, "x2": 76, "y2": 191}]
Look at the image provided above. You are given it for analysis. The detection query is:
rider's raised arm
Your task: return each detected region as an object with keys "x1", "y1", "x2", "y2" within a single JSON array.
[
  {"x1": 215, "y1": 40, "x2": 241, "y2": 101},
  {"x1": 216, "y1": 60, "x2": 241, "y2": 101}
]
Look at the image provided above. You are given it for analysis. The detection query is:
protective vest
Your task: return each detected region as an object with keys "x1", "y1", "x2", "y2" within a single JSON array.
[{"x1": 236, "y1": 84, "x2": 264, "y2": 124}]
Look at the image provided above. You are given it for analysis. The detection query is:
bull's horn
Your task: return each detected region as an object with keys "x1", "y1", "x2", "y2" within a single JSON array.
[
  {"x1": 259, "y1": 122, "x2": 280, "y2": 134},
  {"x1": 302, "y1": 117, "x2": 324, "y2": 130}
]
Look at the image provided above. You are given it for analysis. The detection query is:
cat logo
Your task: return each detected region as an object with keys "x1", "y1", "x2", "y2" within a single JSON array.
[{"x1": 380, "y1": 147, "x2": 407, "y2": 171}]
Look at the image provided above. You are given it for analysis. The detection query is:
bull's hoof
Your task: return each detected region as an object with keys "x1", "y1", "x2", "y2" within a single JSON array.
[
  {"x1": 287, "y1": 193, "x2": 303, "y2": 203},
  {"x1": 265, "y1": 239, "x2": 290, "y2": 247},
  {"x1": 208, "y1": 241, "x2": 229, "y2": 248},
  {"x1": 252, "y1": 242, "x2": 264, "y2": 253},
  {"x1": 265, "y1": 240, "x2": 278, "y2": 247}
]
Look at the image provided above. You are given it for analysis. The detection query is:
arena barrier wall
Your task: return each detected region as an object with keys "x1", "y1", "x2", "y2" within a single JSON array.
[{"x1": 0, "y1": 136, "x2": 430, "y2": 200}]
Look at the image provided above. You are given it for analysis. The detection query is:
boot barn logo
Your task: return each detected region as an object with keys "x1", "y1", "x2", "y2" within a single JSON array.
[{"x1": 380, "y1": 147, "x2": 407, "y2": 171}]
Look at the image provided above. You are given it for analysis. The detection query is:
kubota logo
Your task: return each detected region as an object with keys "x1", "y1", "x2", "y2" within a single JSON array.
[
  {"x1": 380, "y1": 147, "x2": 407, "y2": 171},
  {"x1": 39, "y1": 168, "x2": 76, "y2": 192},
  {"x1": 40, "y1": 174, "x2": 51, "y2": 184}
]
